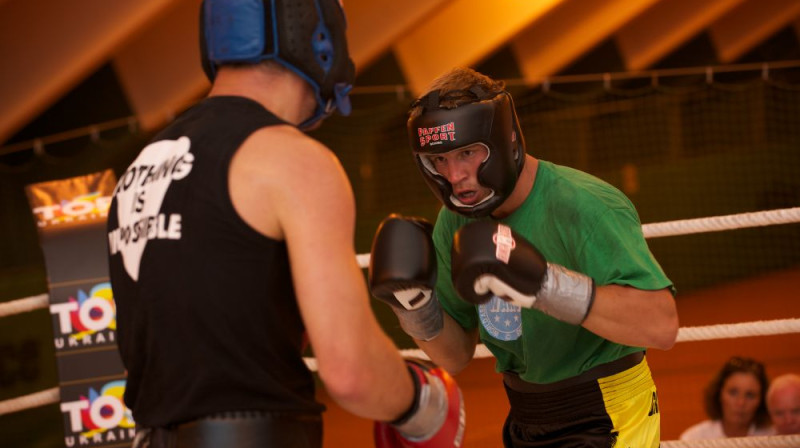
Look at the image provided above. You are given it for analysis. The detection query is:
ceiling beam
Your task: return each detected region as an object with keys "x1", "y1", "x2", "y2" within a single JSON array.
[
  {"x1": 113, "y1": 0, "x2": 208, "y2": 133},
  {"x1": 344, "y1": 0, "x2": 451, "y2": 72},
  {"x1": 796, "y1": 17, "x2": 800, "y2": 40},
  {"x1": 512, "y1": 0, "x2": 660, "y2": 85},
  {"x1": 0, "y1": 0, "x2": 174, "y2": 145},
  {"x1": 392, "y1": 0, "x2": 566, "y2": 95},
  {"x1": 616, "y1": 0, "x2": 745, "y2": 71},
  {"x1": 709, "y1": 0, "x2": 800, "y2": 63}
]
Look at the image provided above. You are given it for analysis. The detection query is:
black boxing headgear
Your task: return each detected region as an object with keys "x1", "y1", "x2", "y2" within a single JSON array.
[
  {"x1": 408, "y1": 87, "x2": 526, "y2": 218},
  {"x1": 200, "y1": 0, "x2": 356, "y2": 129}
]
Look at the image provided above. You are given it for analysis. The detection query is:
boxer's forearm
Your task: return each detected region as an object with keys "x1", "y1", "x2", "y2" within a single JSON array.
[
  {"x1": 415, "y1": 313, "x2": 479, "y2": 375},
  {"x1": 582, "y1": 285, "x2": 678, "y2": 350}
]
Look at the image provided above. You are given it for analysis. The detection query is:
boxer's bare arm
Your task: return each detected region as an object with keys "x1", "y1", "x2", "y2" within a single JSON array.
[
  {"x1": 582, "y1": 285, "x2": 677, "y2": 350},
  {"x1": 415, "y1": 313, "x2": 479, "y2": 375},
  {"x1": 229, "y1": 125, "x2": 413, "y2": 421}
]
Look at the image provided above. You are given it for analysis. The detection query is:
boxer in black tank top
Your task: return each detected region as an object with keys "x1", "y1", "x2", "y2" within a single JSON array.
[{"x1": 107, "y1": 1, "x2": 466, "y2": 447}]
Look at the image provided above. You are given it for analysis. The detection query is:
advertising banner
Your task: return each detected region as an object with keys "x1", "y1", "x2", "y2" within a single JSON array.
[{"x1": 25, "y1": 171, "x2": 135, "y2": 447}]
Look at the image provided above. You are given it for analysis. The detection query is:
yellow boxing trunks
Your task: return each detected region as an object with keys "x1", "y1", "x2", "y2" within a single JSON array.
[{"x1": 501, "y1": 352, "x2": 659, "y2": 448}]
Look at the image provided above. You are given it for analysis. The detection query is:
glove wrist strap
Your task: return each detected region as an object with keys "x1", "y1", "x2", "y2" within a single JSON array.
[{"x1": 391, "y1": 364, "x2": 448, "y2": 440}]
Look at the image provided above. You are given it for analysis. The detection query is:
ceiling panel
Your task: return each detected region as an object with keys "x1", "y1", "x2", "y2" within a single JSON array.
[
  {"x1": 113, "y1": 0, "x2": 207, "y2": 132},
  {"x1": 0, "y1": 0, "x2": 174, "y2": 144},
  {"x1": 344, "y1": 0, "x2": 451, "y2": 71},
  {"x1": 616, "y1": 0, "x2": 745, "y2": 71},
  {"x1": 511, "y1": 0, "x2": 659, "y2": 85},
  {"x1": 710, "y1": 0, "x2": 800, "y2": 63},
  {"x1": 392, "y1": 0, "x2": 565, "y2": 95}
]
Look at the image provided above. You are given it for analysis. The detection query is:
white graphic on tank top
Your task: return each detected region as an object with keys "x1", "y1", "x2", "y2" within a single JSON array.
[
  {"x1": 479, "y1": 295, "x2": 522, "y2": 341},
  {"x1": 107, "y1": 137, "x2": 194, "y2": 281}
]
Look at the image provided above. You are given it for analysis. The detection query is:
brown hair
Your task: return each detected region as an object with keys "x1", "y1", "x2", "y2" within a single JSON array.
[
  {"x1": 408, "y1": 67, "x2": 506, "y2": 119},
  {"x1": 703, "y1": 356, "x2": 770, "y2": 427}
]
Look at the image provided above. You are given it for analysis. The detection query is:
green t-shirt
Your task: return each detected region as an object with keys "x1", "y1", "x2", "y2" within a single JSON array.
[{"x1": 433, "y1": 160, "x2": 674, "y2": 384}]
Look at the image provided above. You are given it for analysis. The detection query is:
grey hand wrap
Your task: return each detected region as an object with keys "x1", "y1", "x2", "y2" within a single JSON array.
[
  {"x1": 392, "y1": 293, "x2": 443, "y2": 341},
  {"x1": 535, "y1": 263, "x2": 596, "y2": 325}
]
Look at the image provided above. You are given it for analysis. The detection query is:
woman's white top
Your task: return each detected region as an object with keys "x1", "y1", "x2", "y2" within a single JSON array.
[{"x1": 680, "y1": 420, "x2": 775, "y2": 440}]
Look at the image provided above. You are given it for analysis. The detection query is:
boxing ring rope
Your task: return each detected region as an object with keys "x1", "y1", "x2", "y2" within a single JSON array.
[
  {"x1": 677, "y1": 319, "x2": 800, "y2": 342},
  {"x1": 0, "y1": 293, "x2": 48, "y2": 318},
  {"x1": 639, "y1": 208, "x2": 800, "y2": 239},
  {"x1": 2, "y1": 207, "x2": 799, "y2": 447},
  {"x1": 0, "y1": 387, "x2": 59, "y2": 416},
  {"x1": 4, "y1": 207, "x2": 799, "y2": 320},
  {"x1": 661, "y1": 435, "x2": 800, "y2": 448}
]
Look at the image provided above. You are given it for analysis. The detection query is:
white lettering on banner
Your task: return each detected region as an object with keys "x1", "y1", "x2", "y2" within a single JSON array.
[
  {"x1": 107, "y1": 136, "x2": 194, "y2": 281},
  {"x1": 51, "y1": 302, "x2": 79, "y2": 334},
  {"x1": 32, "y1": 196, "x2": 113, "y2": 227},
  {"x1": 53, "y1": 330, "x2": 115, "y2": 349},
  {"x1": 64, "y1": 428, "x2": 136, "y2": 447},
  {"x1": 50, "y1": 298, "x2": 115, "y2": 334},
  {"x1": 61, "y1": 400, "x2": 90, "y2": 432}
]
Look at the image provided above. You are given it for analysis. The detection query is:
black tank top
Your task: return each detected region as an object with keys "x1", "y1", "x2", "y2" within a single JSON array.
[{"x1": 107, "y1": 96, "x2": 324, "y2": 427}]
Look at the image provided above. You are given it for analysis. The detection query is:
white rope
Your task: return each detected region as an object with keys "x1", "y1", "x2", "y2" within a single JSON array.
[
  {"x1": 677, "y1": 319, "x2": 800, "y2": 342},
  {"x1": 662, "y1": 435, "x2": 800, "y2": 448},
  {"x1": 3, "y1": 207, "x2": 799, "y2": 316},
  {"x1": 0, "y1": 387, "x2": 59, "y2": 415},
  {"x1": 3, "y1": 320, "x2": 800, "y2": 424},
  {"x1": 0, "y1": 293, "x2": 49, "y2": 317},
  {"x1": 372, "y1": 318, "x2": 800, "y2": 363},
  {"x1": 353, "y1": 207, "x2": 800, "y2": 268},
  {"x1": 641, "y1": 207, "x2": 800, "y2": 239}
]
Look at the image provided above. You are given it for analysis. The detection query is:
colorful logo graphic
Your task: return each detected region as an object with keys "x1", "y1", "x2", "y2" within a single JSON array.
[
  {"x1": 51, "y1": 283, "x2": 116, "y2": 346},
  {"x1": 61, "y1": 380, "x2": 135, "y2": 445}
]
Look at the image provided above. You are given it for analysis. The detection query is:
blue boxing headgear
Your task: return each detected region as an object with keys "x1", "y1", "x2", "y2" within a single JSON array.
[
  {"x1": 200, "y1": 0, "x2": 355, "y2": 129},
  {"x1": 408, "y1": 86, "x2": 526, "y2": 218}
]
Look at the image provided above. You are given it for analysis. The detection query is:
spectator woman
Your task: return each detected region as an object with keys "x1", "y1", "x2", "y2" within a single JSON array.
[{"x1": 681, "y1": 356, "x2": 773, "y2": 440}]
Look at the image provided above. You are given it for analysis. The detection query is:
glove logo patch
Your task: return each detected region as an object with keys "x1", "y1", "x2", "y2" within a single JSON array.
[
  {"x1": 492, "y1": 224, "x2": 515, "y2": 264},
  {"x1": 479, "y1": 295, "x2": 522, "y2": 341}
]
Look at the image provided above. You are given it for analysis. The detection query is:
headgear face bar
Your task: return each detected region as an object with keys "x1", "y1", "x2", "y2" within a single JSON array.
[
  {"x1": 200, "y1": 0, "x2": 356, "y2": 129},
  {"x1": 408, "y1": 87, "x2": 526, "y2": 218}
]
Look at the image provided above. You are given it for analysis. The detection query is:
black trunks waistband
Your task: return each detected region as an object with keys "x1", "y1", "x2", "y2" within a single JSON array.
[
  {"x1": 503, "y1": 351, "x2": 645, "y2": 394},
  {"x1": 133, "y1": 411, "x2": 322, "y2": 448}
]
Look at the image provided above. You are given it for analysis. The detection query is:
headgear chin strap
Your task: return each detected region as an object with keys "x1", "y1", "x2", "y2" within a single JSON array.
[
  {"x1": 407, "y1": 87, "x2": 526, "y2": 218},
  {"x1": 200, "y1": 0, "x2": 356, "y2": 129}
]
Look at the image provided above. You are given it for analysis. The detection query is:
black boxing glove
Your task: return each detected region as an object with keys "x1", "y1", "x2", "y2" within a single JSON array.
[
  {"x1": 369, "y1": 214, "x2": 443, "y2": 341},
  {"x1": 451, "y1": 221, "x2": 595, "y2": 325},
  {"x1": 374, "y1": 359, "x2": 466, "y2": 448}
]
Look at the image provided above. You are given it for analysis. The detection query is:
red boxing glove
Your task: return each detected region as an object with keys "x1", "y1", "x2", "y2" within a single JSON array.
[{"x1": 374, "y1": 359, "x2": 465, "y2": 448}]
